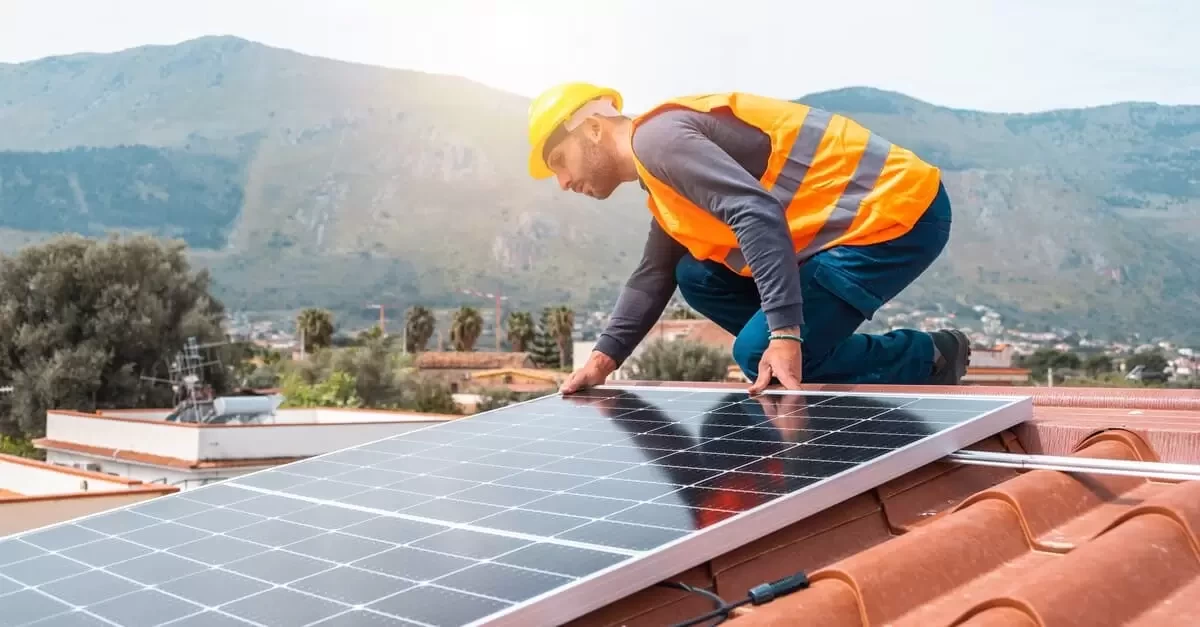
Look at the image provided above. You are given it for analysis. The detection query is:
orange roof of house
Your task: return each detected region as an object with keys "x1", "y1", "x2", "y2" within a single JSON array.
[
  {"x1": 468, "y1": 367, "x2": 564, "y2": 383},
  {"x1": 414, "y1": 351, "x2": 535, "y2": 369},
  {"x1": 566, "y1": 382, "x2": 1200, "y2": 627}
]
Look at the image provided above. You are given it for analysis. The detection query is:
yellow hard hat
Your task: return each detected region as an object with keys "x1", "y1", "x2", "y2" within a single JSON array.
[{"x1": 527, "y1": 82, "x2": 623, "y2": 180}]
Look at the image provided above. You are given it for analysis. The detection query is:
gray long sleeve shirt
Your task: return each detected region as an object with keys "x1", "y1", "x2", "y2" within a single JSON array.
[{"x1": 592, "y1": 108, "x2": 806, "y2": 364}]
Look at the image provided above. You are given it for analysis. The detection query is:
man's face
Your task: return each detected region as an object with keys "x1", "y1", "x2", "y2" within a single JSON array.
[{"x1": 544, "y1": 119, "x2": 623, "y2": 200}]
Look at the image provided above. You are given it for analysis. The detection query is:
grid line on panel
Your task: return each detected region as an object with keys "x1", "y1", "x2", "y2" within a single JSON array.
[
  {"x1": 1, "y1": 478, "x2": 602, "y2": 627},
  {"x1": 221, "y1": 481, "x2": 641, "y2": 558},
  {"x1": 0, "y1": 495, "x2": 532, "y2": 627}
]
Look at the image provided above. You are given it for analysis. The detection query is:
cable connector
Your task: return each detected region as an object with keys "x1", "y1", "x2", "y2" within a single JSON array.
[
  {"x1": 667, "y1": 570, "x2": 810, "y2": 627},
  {"x1": 747, "y1": 572, "x2": 810, "y2": 605}
]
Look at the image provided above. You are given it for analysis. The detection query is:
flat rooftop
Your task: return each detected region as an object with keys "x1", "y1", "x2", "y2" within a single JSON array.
[
  {"x1": 0, "y1": 454, "x2": 178, "y2": 535},
  {"x1": 35, "y1": 406, "x2": 462, "y2": 470}
]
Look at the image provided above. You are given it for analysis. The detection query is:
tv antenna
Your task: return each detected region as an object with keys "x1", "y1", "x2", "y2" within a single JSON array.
[{"x1": 140, "y1": 336, "x2": 228, "y2": 412}]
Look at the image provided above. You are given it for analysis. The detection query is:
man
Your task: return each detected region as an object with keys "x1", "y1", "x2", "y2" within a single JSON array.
[{"x1": 526, "y1": 83, "x2": 970, "y2": 394}]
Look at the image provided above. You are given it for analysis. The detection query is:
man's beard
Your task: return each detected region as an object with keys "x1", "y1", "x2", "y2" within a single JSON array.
[{"x1": 579, "y1": 140, "x2": 620, "y2": 199}]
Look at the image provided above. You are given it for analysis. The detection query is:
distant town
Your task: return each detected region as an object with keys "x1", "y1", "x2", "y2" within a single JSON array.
[{"x1": 224, "y1": 297, "x2": 1199, "y2": 388}]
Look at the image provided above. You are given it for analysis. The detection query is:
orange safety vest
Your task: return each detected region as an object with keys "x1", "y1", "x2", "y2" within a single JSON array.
[{"x1": 630, "y1": 93, "x2": 942, "y2": 276}]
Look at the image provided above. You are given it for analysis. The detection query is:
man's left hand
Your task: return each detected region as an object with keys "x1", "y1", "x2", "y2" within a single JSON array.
[{"x1": 748, "y1": 328, "x2": 803, "y2": 394}]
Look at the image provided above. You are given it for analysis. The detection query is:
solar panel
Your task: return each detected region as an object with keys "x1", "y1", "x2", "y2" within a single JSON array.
[{"x1": 0, "y1": 385, "x2": 1031, "y2": 627}]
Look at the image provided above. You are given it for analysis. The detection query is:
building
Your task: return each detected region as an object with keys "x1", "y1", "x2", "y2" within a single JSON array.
[
  {"x1": 0, "y1": 454, "x2": 177, "y2": 535},
  {"x1": 963, "y1": 343, "x2": 1032, "y2": 386},
  {"x1": 413, "y1": 351, "x2": 537, "y2": 390},
  {"x1": 33, "y1": 404, "x2": 460, "y2": 490},
  {"x1": 453, "y1": 367, "x2": 565, "y2": 412}
]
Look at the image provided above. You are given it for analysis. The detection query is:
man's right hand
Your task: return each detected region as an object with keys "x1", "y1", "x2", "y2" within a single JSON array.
[{"x1": 559, "y1": 351, "x2": 618, "y2": 394}]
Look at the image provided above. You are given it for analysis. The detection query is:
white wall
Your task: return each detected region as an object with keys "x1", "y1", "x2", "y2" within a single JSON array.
[
  {"x1": 0, "y1": 457, "x2": 133, "y2": 496},
  {"x1": 197, "y1": 421, "x2": 433, "y2": 459},
  {"x1": 43, "y1": 451, "x2": 257, "y2": 491},
  {"x1": 44, "y1": 411, "x2": 453, "y2": 462},
  {"x1": 46, "y1": 412, "x2": 200, "y2": 459}
]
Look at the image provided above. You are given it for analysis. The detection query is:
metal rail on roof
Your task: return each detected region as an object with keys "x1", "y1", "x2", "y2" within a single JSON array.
[{"x1": 946, "y1": 450, "x2": 1200, "y2": 482}]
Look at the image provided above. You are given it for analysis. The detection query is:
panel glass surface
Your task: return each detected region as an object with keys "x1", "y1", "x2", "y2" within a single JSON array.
[{"x1": 0, "y1": 387, "x2": 1026, "y2": 627}]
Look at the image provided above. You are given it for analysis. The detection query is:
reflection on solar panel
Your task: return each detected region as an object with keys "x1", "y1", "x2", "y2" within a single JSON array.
[{"x1": 0, "y1": 385, "x2": 1031, "y2": 627}]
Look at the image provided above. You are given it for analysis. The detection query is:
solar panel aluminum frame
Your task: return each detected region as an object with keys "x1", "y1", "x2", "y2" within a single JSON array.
[{"x1": 474, "y1": 384, "x2": 1032, "y2": 627}]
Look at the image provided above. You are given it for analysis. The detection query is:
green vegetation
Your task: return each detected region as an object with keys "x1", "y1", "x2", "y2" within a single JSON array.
[
  {"x1": 269, "y1": 338, "x2": 459, "y2": 414},
  {"x1": 628, "y1": 339, "x2": 732, "y2": 382},
  {"x1": 280, "y1": 370, "x2": 362, "y2": 408},
  {"x1": 528, "y1": 307, "x2": 574, "y2": 369},
  {"x1": 0, "y1": 147, "x2": 245, "y2": 248},
  {"x1": 449, "y1": 307, "x2": 483, "y2": 351},
  {"x1": 296, "y1": 307, "x2": 335, "y2": 353},
  {"x1": 1015, "y1": 348, "x2": 1193, "y2": 387},
  {"x1": 504, "y1": 311, "x2": 535, "y2": 352},
  {"x1": 404, "y1": 306, "x2": 436, "y2": 352},
  {"x1": 0, "y1": 435, "x2": 41, "y2": 460},
  {"x1": 0, "y1": 234, "x2": 229, "y2": 442}
]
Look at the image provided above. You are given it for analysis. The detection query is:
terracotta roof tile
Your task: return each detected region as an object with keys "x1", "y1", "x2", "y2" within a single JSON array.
[
  {"x1": 725, "y1": 425, "x2": 1200, "y2": 627},
  {"x1": 413, "y1": 351, "x2": 535, "y2": 370}
]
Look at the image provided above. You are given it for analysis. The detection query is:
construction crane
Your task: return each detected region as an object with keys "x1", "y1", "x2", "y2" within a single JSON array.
[
  {"x1": 364, "y1": 303, "x2": 409, "y2": 352},
  {"x1": 460, "y1": 288, "x2": 508, "y2": 352}
]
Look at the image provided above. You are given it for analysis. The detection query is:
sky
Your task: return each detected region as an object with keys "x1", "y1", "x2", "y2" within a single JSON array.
[{"x1": 1, "y1": 0, "x2": 1196, "y2": 114}]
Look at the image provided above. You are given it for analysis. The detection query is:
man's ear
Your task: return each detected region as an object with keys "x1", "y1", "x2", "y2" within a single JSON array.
[{"x1": 581, "y1": 116, "x2": 605, "y2": 143}]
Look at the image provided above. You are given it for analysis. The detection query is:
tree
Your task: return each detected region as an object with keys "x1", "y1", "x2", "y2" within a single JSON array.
[
  {"x1": 296, "y1": 308, "x2": 335, "y2": 353},
  {"x1": 280, "y1": 370, "x2": 362, "y2": 408},
  {"x1": 628, "y1": 339, "x2": 732, "y2": 382},
  {"x1": 1083, "y1": 354, "x2": 1114, "y2": 377},
  {"x1": 529, "y1": 308, "x2": 561, "y2": 368},
  {"x1": 1017, "y1": 348, "x2": 1081, "y2": 381},
  {"x1": 505, "y1": 311, "x2": 535, "y2": 352},
  {"x1": 0, "y1": 234, "x2": 227, "y2": 439},
  {"x1": 405, "y1": 306, "x2": 436, "y2": 352},
  {"x1": 547, "y1": 306, "x2": 576, "y2": 369},
  {"x1": 450, "y1": 306, "x2": 483, "y2": 351},
  {"x1": 275, "y1": 339, "x2": 459, "y2": 414},
  {"x1": 1127, "y1": 351, "x2": 1169, "y2": 375}
]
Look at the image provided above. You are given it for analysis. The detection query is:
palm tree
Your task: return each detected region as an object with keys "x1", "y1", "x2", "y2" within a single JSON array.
[
  {"x1": 546, "y1": 305, "x2": 575, "y2": 369},
  {"x1": 296, "y1": 308, "x2": 335, "y2": 354},
  {"x1": 505, "y1": 311, "x2": 535, "y2": 352},
  {"x1": 404, "y1": 306, "x2": 436, "y2": 352},
  {"x1": 449, "y1": 306, "x2": 483, "y2": 351}
]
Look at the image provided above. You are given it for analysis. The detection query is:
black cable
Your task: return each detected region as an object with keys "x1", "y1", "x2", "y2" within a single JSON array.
[
  {"x1": 666, "y1": 571, "x2": 811, "y2": 627},
  {"x1": 657, "y1": 581, "x2": 728, "y2": 611}
]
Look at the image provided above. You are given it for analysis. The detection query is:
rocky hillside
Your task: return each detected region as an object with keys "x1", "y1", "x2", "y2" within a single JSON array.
[
  {"x1": 0, "y1": 35, "x2": 649, "y2": 312},
  {"x1": 796, "y1": 88, "x2": 1200, "y2": 340},
  {"x1": 1, "y1": 37, "x2": 1198, "y2": 341}
]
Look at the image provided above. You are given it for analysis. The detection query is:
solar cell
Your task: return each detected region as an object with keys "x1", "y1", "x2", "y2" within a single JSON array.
[{"x1": 0, "y1": 385, "x2": 1030, "y2": 627}]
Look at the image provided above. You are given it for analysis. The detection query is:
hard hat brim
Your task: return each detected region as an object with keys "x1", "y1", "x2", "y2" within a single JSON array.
[{"x1": 528, "y1": 142, "x2": 554, "y2": 180}]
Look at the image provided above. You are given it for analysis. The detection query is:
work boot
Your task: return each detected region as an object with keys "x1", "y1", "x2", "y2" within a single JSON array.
[{"x1": 929, "y1": 329, "x2": 971, "y2": 385}]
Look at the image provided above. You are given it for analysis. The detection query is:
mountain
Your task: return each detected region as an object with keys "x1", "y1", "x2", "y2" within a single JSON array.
[
  {"x1": 1, "y1": 37, "x2": 1199, "y2": 341},
  {"x1": 794, "y1": 88, "x2": 1200, "y2": 341},
  {"x1": 0, "y1": 35, "x2": 648, "y2": 313}
]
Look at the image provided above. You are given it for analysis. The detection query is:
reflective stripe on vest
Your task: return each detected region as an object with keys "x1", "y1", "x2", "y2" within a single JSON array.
[{"x1": 631, "y1": 93, "x2": 941, "y2": 276}]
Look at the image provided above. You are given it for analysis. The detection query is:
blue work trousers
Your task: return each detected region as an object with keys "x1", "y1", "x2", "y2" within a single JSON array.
[{"x1": 676, "y1": 182, "x2": 953, "y2": 385}]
